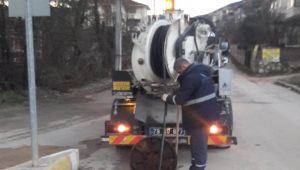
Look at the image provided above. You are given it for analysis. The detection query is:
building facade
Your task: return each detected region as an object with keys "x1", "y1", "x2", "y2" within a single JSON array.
[
  {"x1": 85, "y1": 0, "x2": 150, "y2": 31},
  {"x1": 271, "y1": 0, "x2": 300, "y2": 46}
]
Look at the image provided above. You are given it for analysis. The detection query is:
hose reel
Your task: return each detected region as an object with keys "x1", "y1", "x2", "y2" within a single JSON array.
[
  {"x1": 150, "y1": 25, "x2": 171, "y2": 79},
  {"x1": 130, "y1": 137, "x2": 177, "y2": 170}
]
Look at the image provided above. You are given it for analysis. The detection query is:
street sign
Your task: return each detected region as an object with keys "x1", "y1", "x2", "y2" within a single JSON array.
[{"x1": 8, "y1": 0, "x2": 50, "y2": 17}]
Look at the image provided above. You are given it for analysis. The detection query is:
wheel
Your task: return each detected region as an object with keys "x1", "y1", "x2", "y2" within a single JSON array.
[
  {"x1": 115, "y1": 145, "x2": 132, "y2": 150},
  {"x1": 130, "y1": 137, "x2": 177, "y2": 170},
  {"x1": 215, "y1": 98, "x2": 233, "y2": 149},
  {"x1": 115, "y1": 145, "x2": 130, "y2": 149},
  {"x1": 215, "y1": 145, "x2": 231, "y2": 149}
]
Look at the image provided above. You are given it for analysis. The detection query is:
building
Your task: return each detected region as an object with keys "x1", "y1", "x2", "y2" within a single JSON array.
[
  {"x1": 209, "y1": 0, "x2": 246, "y2": 38},
  {"x1": 209, "y1": 1, "x2": 246, "y2": 25},
  {"x1": 271, "y1": 0, "x2": 300, "y2": 46},
  {"x1": 85, "y1": 0, "x2": 150, "y2": 31},
  {"x1": 271, "y1": 0, "x2": 300, "y2": 21}
]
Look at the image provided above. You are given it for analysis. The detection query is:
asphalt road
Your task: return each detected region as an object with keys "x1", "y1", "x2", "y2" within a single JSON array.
[{"x1": 1, "y1": 63, "x2": 300, "y2": 170}]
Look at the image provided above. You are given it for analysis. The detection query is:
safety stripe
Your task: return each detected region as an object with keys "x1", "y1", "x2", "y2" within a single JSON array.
[
  {"x1": 200, "y1": 73, "x2": 207, "y2": 78},
  {"x1": 109, "y1": 135, "x2": 230, "y2": 145},
  {"x1": 188, "y1": 136, "x2": 228, "y2": 145},
  {"x1": 129, "y1": 136, "x2": 145, "y2": 145},
  {"x1": 172, "y1": 95, "x2": 177, "y2": 105},
  {"x1": 109, "y1": 135, "x2": 145, "y2": 145},
  {"x1": 111, "y1": 136, "x2": 126, "y2": 144},
  {"x1": 184, "y1": 93, "x2": 216, "y2": 106},
  {"x1": 196, "y1": 164, "x2": 206, "y2": 167},
  {"x1": 208, "y1": 136, "x2": 227, "y2": 145}
]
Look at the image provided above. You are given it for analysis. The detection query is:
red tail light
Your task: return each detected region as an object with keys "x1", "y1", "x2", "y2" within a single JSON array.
[
  {"x1": 117, "y1": 124, "x2": 130, "y2": 133},
  {"x1": 107, "y1": 123, "x2": 131, "y2": 134},
  {"x1": 209, "y1": 125, "x2": 222, "y2": 134}
]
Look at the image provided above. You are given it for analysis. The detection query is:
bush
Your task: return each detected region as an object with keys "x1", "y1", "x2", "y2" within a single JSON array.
[{"x1": 0, "y1": 91, "x2": 25, "y2": 105}]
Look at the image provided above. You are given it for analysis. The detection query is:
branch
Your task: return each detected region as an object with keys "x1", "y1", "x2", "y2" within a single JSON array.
[{"x1": 52, "y1": 8, "x2": 72, "y2": 26}]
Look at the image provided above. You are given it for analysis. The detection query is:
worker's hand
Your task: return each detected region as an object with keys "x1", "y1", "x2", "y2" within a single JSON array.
[{"x1": 161, "y1": 94, "x2": 168, "y2": 102}]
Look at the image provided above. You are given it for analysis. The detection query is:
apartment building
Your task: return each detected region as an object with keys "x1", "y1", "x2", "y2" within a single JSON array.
[{"x1": 271, "y1": 0, "x2": 300, "y2": 46}]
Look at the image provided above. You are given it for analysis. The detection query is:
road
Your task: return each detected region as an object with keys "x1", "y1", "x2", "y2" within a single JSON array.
[{"x1": 1, "y1": 63, "x2": 300, "y2": 170}]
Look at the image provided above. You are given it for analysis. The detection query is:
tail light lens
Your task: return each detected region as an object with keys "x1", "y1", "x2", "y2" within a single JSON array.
[
  {"x1": 209, "y1": 125, "x2": 222, "y2": 134},
  {"x1": 117, "y1": 124, "x2": 130, "y2": 133},
  {"x1": 107, "y1": 123, "x2": 131, "y2": 134}
]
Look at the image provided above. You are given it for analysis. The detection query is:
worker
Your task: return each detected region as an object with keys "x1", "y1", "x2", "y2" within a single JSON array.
[{"x1": 161, "y1": 58, "x2": 219, "y2": 170}]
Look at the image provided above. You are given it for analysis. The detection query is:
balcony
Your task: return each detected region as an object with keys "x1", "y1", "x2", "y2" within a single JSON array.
[{"x1": 284, "y1": 6, "x2": 300, "y2": 21}]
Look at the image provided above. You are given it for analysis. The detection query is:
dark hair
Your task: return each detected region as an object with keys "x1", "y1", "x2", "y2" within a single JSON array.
[{"x1": 173, "y1": 58, "x2": 190, "y2": 70}]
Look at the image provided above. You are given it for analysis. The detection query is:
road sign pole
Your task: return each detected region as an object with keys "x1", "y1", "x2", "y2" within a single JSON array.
[
  {"x1": 114, "y1": 0, "x2": 122, "y2": 71},
  {"x1": 24, "y1": 0, "x2": 39, "y2": 166}
]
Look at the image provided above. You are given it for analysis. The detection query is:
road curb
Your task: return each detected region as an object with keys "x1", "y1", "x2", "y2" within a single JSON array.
[
  {"x1": 275, "y1": 80, "x2": 300, "y2": 94},
  {"x1": 4, "y1": 149, "x2": 79, "y2": 170}
]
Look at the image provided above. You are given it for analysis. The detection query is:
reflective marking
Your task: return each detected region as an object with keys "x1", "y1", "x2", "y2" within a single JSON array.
[
  {"x1": 173, "y1": 95, "x2": 177, "y2": 105},
  {"x1": 184, "y1": 93, "x2": 216, "y2": 106},
  {"x1": 196, "y1": 164, "x2": 206, "y2": 167}
]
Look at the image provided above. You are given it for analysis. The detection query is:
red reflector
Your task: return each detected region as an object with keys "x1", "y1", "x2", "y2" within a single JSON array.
[{"x1": 226, "y1": 138, "x2": 232, "y2": 144}]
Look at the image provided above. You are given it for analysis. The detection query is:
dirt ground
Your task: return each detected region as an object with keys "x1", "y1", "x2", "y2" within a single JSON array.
[{"x1": 0, "y1": 78, "x2": 112, "y2": 169}]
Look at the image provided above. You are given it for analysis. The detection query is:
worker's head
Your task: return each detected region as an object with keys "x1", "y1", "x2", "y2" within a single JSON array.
[{"x1": 173, "y1": 58, "x2": 190, "y2": 74}]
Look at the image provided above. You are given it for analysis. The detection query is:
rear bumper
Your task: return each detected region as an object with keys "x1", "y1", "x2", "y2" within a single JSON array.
[{"x1": 101, "y1": 135, "x2": 237, "y2": 146}]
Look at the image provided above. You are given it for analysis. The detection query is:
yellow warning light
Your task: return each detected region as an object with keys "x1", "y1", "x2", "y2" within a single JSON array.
[{"x1": 165, "y1": 0, "x2": 174, "y2": 11}]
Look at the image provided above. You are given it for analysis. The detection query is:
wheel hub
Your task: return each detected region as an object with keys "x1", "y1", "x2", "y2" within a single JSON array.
[{"x1": 130, "y1": 137, "x2": 177, "y2": 170}]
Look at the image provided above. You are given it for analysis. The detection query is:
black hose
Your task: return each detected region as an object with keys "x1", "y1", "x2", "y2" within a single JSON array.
[
  {"x1": 150, "y1": 25, "x2": 170, "y2": 79},
  {"x1": 158, "y1": 28, "x2": 169, "y2": 170},
  {"x1": 175, "y1": 24, "x2": 194, "y2": 59},
  {"x1": 190, "y1": 15, "x2": 218, "y2": 44},
  {"x1": 194, "y1": 24, "x2": 200, "y2": 53},
  {"x1": 191, "y1": 16, "x2": 219, "y2": 65}
]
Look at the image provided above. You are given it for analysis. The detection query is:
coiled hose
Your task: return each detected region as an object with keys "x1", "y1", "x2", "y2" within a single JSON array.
[{"x1": 150, "y1": 25, "x2": 171, "y2": 79}]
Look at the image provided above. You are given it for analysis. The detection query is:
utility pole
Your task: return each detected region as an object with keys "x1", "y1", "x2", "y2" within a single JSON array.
[
  {"x1": 154, "y1": 0, "x2": 155, "y2": 15},
  {"x1": 115, "y1": 0, "x2": 122, "y2": 71}
]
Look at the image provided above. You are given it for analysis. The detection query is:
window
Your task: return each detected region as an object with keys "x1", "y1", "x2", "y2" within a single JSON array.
[
  {"x1": 295, "y1": 0, "x2": 300, "y2": 7},
  {"x1": 125, "y1": 6, "x2": 137, "y2": 13}
]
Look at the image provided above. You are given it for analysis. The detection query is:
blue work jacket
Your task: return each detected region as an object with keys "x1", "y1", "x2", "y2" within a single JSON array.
[{"x1": 166, "y1": 64, "x2": 220, "y2": 129}]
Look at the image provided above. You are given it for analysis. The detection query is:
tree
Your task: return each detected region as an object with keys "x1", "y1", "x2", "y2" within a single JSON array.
[
  {"x1": 0, "y1": 0, "x2": 135, "y2": 93},
  {"x1": 219, "y1": 0, "x2": 282, "y2": 46}
]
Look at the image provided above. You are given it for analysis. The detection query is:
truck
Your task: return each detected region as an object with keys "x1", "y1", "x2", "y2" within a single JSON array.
[{"x1": 101, "y1": 1, "x2": 237, "y2": 169}]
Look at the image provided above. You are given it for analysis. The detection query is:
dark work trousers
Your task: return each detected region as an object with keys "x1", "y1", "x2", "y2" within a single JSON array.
[{"x1": 189, "y1": 127, "x2": 209, "y2": 170}]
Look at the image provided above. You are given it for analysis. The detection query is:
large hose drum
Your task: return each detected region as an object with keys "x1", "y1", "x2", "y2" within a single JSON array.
[
  {"x1": 131, "y1": 17, "x2": 213, "y2": 92},
  {"x1": 131, "y1": 19, "x2": 190, "y2": 92}
]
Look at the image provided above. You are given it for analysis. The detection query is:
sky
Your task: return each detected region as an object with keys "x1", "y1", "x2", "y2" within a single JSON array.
[{"x1": 134, "y1": 0, "x2": 243, "y2": 17}]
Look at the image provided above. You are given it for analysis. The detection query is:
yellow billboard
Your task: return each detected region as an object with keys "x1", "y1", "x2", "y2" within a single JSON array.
[{"x1": 262, "y1": 48, "x2": 280, "y2": 62}]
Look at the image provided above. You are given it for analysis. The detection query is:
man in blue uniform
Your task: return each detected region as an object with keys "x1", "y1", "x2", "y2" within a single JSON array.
[{"x1": 161, "y1": 58, "x2": 220, "y2": 170}]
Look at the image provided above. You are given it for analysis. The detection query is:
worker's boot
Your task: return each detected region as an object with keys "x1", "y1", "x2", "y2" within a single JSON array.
[{"x1": 189, "y1": 165, "x2": 206, "y2": 170}]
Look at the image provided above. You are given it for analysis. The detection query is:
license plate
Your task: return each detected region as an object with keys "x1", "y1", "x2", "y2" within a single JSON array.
[{"x1": 149, "y1": 127, "x2": 185, "y2": 136}]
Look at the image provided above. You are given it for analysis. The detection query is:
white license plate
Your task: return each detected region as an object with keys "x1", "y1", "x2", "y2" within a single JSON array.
[{"x1": 149, "y1": 127, "x2": 185, "y2": 136}]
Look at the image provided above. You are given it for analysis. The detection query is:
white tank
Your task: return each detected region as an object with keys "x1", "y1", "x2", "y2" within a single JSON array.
[{"x1": 131, "y1": 17, "x2": 211, "y2": 92}]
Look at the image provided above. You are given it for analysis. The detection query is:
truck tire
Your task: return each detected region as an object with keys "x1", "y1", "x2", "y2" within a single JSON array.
[
  {"x1": 115, "y1": 145, "x2": 131, "y2": 149},
  {"x1": 216, "y1": 98, "x2": 233, "y2": 149}
]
